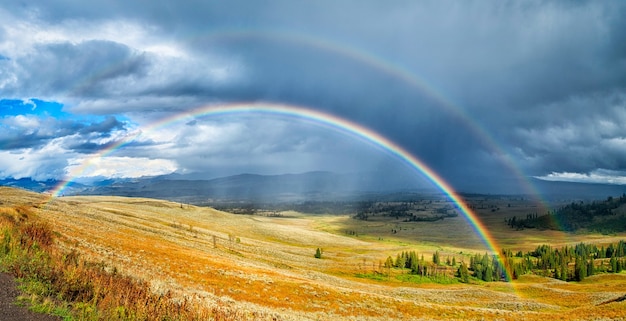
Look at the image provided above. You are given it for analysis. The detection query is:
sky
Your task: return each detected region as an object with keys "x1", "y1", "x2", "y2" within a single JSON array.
[{"x1": 1, "y1": 1, "x2": 626, "y2": 194}]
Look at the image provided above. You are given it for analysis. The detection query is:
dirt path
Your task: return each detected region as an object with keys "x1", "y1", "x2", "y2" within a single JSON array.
[{"x1": 0, "y1": 273, "x2": 61, "y2": 321}]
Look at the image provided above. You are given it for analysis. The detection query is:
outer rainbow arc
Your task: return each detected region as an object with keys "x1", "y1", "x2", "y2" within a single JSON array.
[
  {"x1": 190, "y1": 29, "x2": 548, "y2": 204},
  {"x1": 59, "y1": 28, "x2": 547, "y2": 215},
  {"x1": 49, "y1": 102, "x2": 506, "y2": 262}
]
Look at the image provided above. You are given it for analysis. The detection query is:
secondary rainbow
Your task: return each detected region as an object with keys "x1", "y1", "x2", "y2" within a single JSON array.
[
  {"x1": 59, "y1": 28, "x2": 546, "y2": 209},
  {"x1": 189, "y1": 29, "x2": 548, "y2": 205},
  {"x1": 49, "y1": 102, "x2": 507, "y2": 266}
]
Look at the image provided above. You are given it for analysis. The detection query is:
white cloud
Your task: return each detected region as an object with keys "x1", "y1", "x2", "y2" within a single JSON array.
[
  {"x1": 0, "y1": 142, "x2": 68, "y2": 180},
  {"x1": 65, "y1": 156, "x2": 177, "y2": 178},
  {"x1": 0, "y1": 8, "x2": 174, "y2": 57},
  {"x1": 536, "y1": 169, "x2": 626, "y2": 185},
  {"x1": 10, "y1": 115, "x2": 41, "y2": 132}
]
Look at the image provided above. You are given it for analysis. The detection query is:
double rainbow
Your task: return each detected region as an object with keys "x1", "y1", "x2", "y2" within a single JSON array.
[{"x1": 49, "y1": 103, "x2": 507, "y2": 274}]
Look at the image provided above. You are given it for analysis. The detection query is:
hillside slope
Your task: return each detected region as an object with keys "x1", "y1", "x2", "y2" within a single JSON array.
[{"x1": 1, "y1": 187, "x2": 625, "y2": 320}]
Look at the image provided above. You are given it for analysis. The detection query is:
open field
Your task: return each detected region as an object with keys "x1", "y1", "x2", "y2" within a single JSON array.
[{"x1": 1, "y1": 187, "x2": 626, "y2": 320}]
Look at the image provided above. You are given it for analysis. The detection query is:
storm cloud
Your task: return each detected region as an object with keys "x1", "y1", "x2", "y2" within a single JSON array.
[{"x1": 1, "y1": 1, "x2": 626, "y2": 192}]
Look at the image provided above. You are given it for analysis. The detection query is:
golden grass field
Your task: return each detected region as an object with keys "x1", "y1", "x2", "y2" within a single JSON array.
[{"x1": 2, "y1": 187, "x2": 626, "y2": 320}]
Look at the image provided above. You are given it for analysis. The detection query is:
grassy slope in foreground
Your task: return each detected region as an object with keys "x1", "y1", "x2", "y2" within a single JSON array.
[{"x1": 1, "y1": 187, "x2": 625, "y2": 320}]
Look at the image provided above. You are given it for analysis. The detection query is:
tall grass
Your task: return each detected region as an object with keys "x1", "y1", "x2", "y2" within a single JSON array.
[{"x1": 0, "y1": 205, "x2": 257, "y2": 320}]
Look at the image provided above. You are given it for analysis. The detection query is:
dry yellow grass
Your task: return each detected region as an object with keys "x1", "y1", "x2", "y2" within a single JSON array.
[{"x1": 1, "y1": 186, "x2": 625, "y2": 320}]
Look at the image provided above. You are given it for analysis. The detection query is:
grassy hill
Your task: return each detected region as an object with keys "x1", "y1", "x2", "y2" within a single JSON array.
[{"x1": 1, "y1": 187, "x2": 626, "y2": 320}]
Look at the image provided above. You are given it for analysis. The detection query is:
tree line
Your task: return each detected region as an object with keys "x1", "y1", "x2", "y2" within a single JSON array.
[
  {"x1": 502, "y1": 240, "x2": 626, "y2": 282},
  {"x1": 369, "y1": 240, "x2": 626, "y2": 284},
  {"x1": 353, "y1": 202, "x2": 458, "y2": 222},
  {"x1": 505, "y1": 194, "x2": 626, "y2": 232},
  {"x1": 379, "y1": 250, "x2": 456, "y2": 281}
]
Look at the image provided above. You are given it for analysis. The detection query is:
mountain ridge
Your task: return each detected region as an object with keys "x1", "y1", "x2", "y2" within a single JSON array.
[{"x1": 2, "y1": 173, "x2": 626, "y2": 203}]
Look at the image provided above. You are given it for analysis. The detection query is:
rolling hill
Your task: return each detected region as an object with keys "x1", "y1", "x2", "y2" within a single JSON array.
[{"x1": 1, "y1": 187, "x2": 626, "y2": 320}]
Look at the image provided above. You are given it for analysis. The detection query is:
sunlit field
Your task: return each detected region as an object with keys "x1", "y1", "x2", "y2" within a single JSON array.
[{"x1": 2, "y1": 187, "x2": 625, "y2": 320}]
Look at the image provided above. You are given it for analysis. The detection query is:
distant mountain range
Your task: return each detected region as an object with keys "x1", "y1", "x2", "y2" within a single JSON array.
[
  {"x1": 0, "y1": 171, "x2": 435, "y2": 203},
  {"x1": 531, "y1": 178, "x2": 626, "y2": 201},
  {"x1": 93, "y1": 171, "x2": 443, "y2": 202},
  {"x1": 2, "y1": 172, "x2": 625, "y2": 203},
  {"x1": 0, "y1": 177, "x2": 63, "y2": 193}
]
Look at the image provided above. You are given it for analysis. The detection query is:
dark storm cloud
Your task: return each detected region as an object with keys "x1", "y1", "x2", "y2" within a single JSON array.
[
  {"x1": 0, "y1": 132, "x2": 48, "y2": 150},
  {"x1": 0, "y1": 116, "x2": 77, "y2": 150},
  {"x1": 2, "y1": 1, "x2": 626, "y2": 189},
  {"x1": 0, "y1": 114, "x2": 127, "y2": 152},
  {"x1": 7, "y1": 40, "x2": 149, "y2": 98},
  {"x1": 150, "y1": 1, "x2": 626, "y2": 185},
  {"x1": 507, "y1": 93, "x2": 626, "y2": 174},
  {"x1": 79, "y1": 116, "x2": 125, "y2": 135}
]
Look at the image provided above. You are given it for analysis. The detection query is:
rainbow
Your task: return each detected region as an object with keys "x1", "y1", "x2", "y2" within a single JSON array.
[
  {"x1": 188, "y1": 29, "x2": 549, "y2": 205},
  {"x1": 58, "y1": 28, "x2": 546, "y2": 207},
  {"x1": 49, "y1": 102, "x2": 511, "y2": 278}
]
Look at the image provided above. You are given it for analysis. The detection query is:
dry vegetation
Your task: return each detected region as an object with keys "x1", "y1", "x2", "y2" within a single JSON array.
[{"x1": 1, "y1": 187, "x2": 626, "y2": 320}]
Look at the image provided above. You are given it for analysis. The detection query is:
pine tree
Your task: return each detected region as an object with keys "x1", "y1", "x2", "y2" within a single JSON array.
[
  {"x1": 409, "y1": 251, "x2": 419, "y2": 273},
  {"x1": 610, "y1": 255, "x2": 617, "y2": 273},
  {"x1": 384, "y1": 256, "x2": 394, "y2": 268},
  {"x1": 484, "y1": 264, "x2": 493, "y2": 282},
  {"x1": 587, "y1": 259, "x2": 594, "y2": 277},
  {"x1": 574, "y1": 257, "x2": 586, "y2": 281},
  {"x1": 474, "y1": 264, "x2": 483, "y2": 280},
  {"x1": 395, "y1": 254, "x2": 406, "y2": 269},
  {"x1": 433, "y1": 251, "x2": 440, "y2": 265},
  {"x1": 314, "y1": 248, "x2": 322, "y2": 259},
  {"x1": 559, "y1": 262, "x2": 568, "y2": 281},
  {"x1": 458, "y1": 262, "x2": 470, "y2": 283}
]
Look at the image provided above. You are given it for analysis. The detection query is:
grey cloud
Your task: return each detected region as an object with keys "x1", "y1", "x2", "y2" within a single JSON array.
[
  {"x1": 0, "y1": 115, "x2": 128, "y2": 152},
  {"x1": 64, "y1": 141, "x2": 110, "y2": 154},
  {"x1": 79, "y1": 116, "x2": 125, "y2": 135},
  {"x1": 0, "y1": 132, "x2": 48, "y2": 150},
  {"x1": 0, "y1": 117, "x2": 77, "y2": 150},
  {"x1": 162, "y1": 117, "x2": 395, "y2": 177},
  {"x1": 506, "y1": 93, "x2": 626, "y2": 175},
  {"x1": 6, "y1": 40, "x2": 148, "y2": 98}
]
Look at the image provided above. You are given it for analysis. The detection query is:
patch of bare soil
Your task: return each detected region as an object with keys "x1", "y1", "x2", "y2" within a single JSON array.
[{"x1": 0, "y1": 273, "x2": 61, "y2": 321}]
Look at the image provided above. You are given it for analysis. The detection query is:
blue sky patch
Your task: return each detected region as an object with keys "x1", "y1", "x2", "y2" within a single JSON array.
[
  {"x1": 0, "y1": 98, "x2": 67, "y2": 118},
  {"x1": 0, "y1": 98, "x2": 131, "y2": 125}
]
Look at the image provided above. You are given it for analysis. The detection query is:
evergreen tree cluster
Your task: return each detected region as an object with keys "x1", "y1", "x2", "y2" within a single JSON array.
[
  {"x1": 469, "y1": 253, "x2": 506, "y2": 282},
  {"x1": 353, "y1": 202, "x2": 458, "y2": 222},
  {"x1": 382, "y1": 250, "x2": 453, "y2": 278},
  {"x1": 380, "y1": 241, "x2": 626, "y2": 284},
  {"x1": 505, "y1": 213, "x2": 554, "y2": 230},
  {"x1": 503, "y1": 240, "x2": 626, "y2": 282},
  {"x1": 392, "y1": 251, "x2": 429, "y2": 276},
  {"x1": 505, "y1": 194, "x2": 626, "y2": 232}
]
